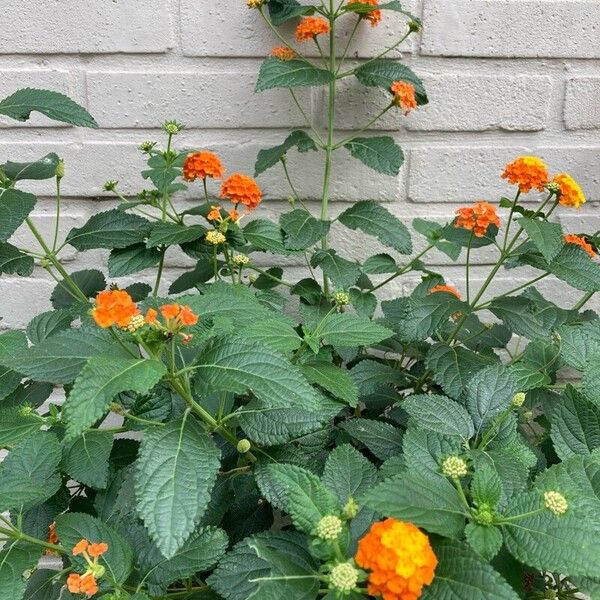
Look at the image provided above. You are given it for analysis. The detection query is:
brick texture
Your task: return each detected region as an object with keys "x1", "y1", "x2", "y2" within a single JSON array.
[{"x1": 0, "y1": 0, "x2": 599, "y2": 328}]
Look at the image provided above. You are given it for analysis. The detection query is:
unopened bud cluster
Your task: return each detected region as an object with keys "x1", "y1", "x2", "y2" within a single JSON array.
[
  {"x1": 330, "y1": 562, "x2": 359, "y2": 592},
  {"x1": 316, "y1": 515, "x2": 343, "y2": 541},
  {"x1": 233, "y1": 254, "x2": 250, "y2": 266},
  {"x1": 544, "y1": 491, "x2": 568, "y2": 516},
  {"x1": 206, "y1": 230, "x2": 227, "y2": 245},
  {"x1": 162, "y1": 120, "x2": 184, "y2": 135},
  {"x1": 511, "y1": 392, "x2": 526, "y2": 408},
  {"x1": 237, "y1": 439, "x2": 251, "y2": 453},
  {"x1": 441, "y1": 456, "x2": 468, "y2": 479},
  {"x1": 334, "y1": 291, "x2": 350, "y2": 306},
  {"x1": 123, "y1": 314, "x2": 145, "y2": 333},
  {"x1": 247, "y1": 0, "x2": 264, "y2": 7}
]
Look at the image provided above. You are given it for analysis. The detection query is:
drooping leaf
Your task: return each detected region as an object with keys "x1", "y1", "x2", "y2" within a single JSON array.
[
  {"x1": 0, "y1": 243, "x2": 33, "y2": 276},
  {"x1": 301, "y1": 361, "x2": 359, "y2": 406},
  {"x1": 243, "y1": 218, "x2": 291, "y2": 255},
  {"x1": 26, "y1": 309, "x2": 73, "y2": 345},
  {"x1": 344, "y1": 136, "x2": 404, "y2": 176},
  {"x1": 311, "y1": 249, "x2": 361, "y2": 289},
  {"x1": 50, "y1": 269, "x2": 105, "y2": 308},
  {"x1": 517, "y1": 217, "x2": 564, "y2": 263},
  {"x1": 279, "y1": 208, "x2": 329, "y2": 250},
  {"x1": 0, "y1": 153, "x2": 60, "y2": 182},
  {"x1": 255, "y1": 130, "x2": 317, "y2": 176},
  {"x1": 256, "y1": 57, "x2": 334, "y2": 92},
  {"x1": 146, "y1": 222, "x2": 206, "y2": 248},
  {"x1": 403, "y1": 394, "x2": 475, "y2": 439},
  {"x1": 108, "y1": 244, "x2": 161, "y2": 277},
  {"x1": 0, "y1": 188, "x2": 37, "y2": 243},
  {"x1": 268, "y1": 0, "x2": 316, "y2": 25},
  {"x1": 60, "y1": 430, "x2": 114, "y2": 489},
  {"x1": 341, "y1": 418, "x2": 403, "y2": 460}
]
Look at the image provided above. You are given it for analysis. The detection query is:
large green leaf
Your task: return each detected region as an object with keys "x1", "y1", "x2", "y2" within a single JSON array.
[
  {"x1": 366, "y1": 471, "x2": 466, "y2": 538},
  {"x1": 421, "y1": 540, "x2": 520, "y2": 600},
  {"x1": 517, "y1": 217, "x2": 564, "y2": 262},
  {"x1": 279, "y1": 208, "x2": 329, "y2": 250},
  {"x1": 0, "y1": 409, "x2": 44, "y2": 449},
  {"x1": 344, "y1": 136, "x2": 404, "y2": 176},
  {"x1": 315, "y1": 312, "x2": 392, "y2": 348},
  {"x1": 60, "y1": 430, "x2": 114, "y2": 489},
  {"x1": 341, "y1": 418, "x2": 403, "y2": 460},
  {"x1": 0, "y1": 243, "x2": 33, "y2": 276},
  {"x1": 255, "y1": 130, "x2": 317, "y2": 176},
  {"x1": 354, "y1": 59, "x2": 428, "y2": 104},
  {"x1": 243, "y1": 218, "x2": 291, "y2": 255},
  {"x1": 108, "y1": 244, "x2": 161, "y2": 277},
  {"x1": 402, "y1": 427, "x2": 462, "y2": 476},
  {"x1": 338, "y1": 200, "x2": 412, "y2": 254},
  {"x1": 311, "y1": 249, "x2": 361, "y2": 289},
  {"x1": 0, "y1": 88, "x2": 97, "y2": 127},
  {"x1": 0, "y1": 189, "x2": 36, "y2": 243},
  {"x1": 146, "y1": 222, "x2": 206, "y2": 248},
  {"x1": 194, "y1": 336, "x2": 320, "y2": 411},
  {"x1": 403, "y1": 394, "x2": 475, "y2": 439},
  {"x1": 240, "y1": 317, "x2": 302, "y2": 353},
  {"x1": 557, "y1": 322, "x2": 600, "y2": 372},
  {"x1": 50, "y1": 269, "x2": 105, "y2": 308},
  {"x1": 22, "y1": 568, "x2": 64, "y2": 600},
  {"x1": 56, "y1": 513, "x2": 133, "y2": 583},
  {"x1": 0, "y1": 153, "x2": 60, "y2": 182},
  {"x1": 268, "y1": 0, "x2": 316, "y2": 24},
  {"x1": 0, "y1": 543, "x2": 42, "y2": 600},
  {"x1": 25, "y1": 309, "x2": 73, "y2": 345},
  {"x1": 301, "y1": 361, "x2": 359, "y2": 406},
  {"x1": 66, "y1": 209, "x2": 150, "y2": 250},
  {"x1": 135, "y1": 413, "x2": 221, "y2": 558},
  {"x1": 256, "y1": 58, "x2": 333, "y2": 92},
  {"x1": 63, "y1": 357, "x2": 167, "y2": 439},
  {"x1": 169, "y1": 259, "x2": 214, "y2": 294},
  {"x1": 0, "y1": 330, "x2": 27, "y2": 402}
]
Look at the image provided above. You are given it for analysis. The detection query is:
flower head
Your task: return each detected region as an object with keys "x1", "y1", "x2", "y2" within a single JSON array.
[
  {"x1": 564, "y1": 233, "x2": 596, "y2": 258},
  {"x1": 501, "y1": 156, "x2": 549, "y2": 193},
  {"x1": 429, "y1": 284, "x2": 461, "y2": 299},
  {"x1": 441, "y1": 456, "x2": 468, "y2": 479},
  {"x1": 206, "y1": 230, "x2": 227, "y2": 245},
  {"x1": 330, "y1": 562, "x2": 359, "y2": 592},
  {"x1": 88, "y1": 543, "x2": 109, "y2": 558},
  {"x1": 237, "y1": 438, "x2": 252, "y2": 453},
  {"x1": 159, "y1": 304, "x2": 199, "y2": 326},
  {"x1": 270, "y1": 46, "x2": 297, "y2": 60},
  {"x1": 228, "y1": 208, "x2": 241, "y2": 222},
  {"x1": 334, "y1": 291, "x2": 351, "y2": 306},
  {"x1": 553, "y1": 173, "x2": 586, "y2": 209},
  {"x1": 356, "y1": 519, "x2": 437, "y2": 600},
  {"x1": 183, "y1": 151, "x2": 225, "y2": 181},
  {"x1": 220, "y1": 173, "x2": 262, "y2": 211},
  {"x1": 162, "y1": 120, "x2": 184, "y2": 135},
  {"x1": 390, "y1": 81, "x2": 417, "y2": 114},
  {"x1": 233, "y1": 254, "x2": 250, "y2": 266},
  {"x1": 92, "y1": 290, "x2": 140, "y2": 329},
  {"x1": 207, "y1": 205, "x2": 222, "y2": 221},
  {"x1": 544, "y1": 491, "x2": 568, "y2": 516},
  {"x1": 511, "y1": 392, "x2": 527, "y2": 408},
  {"x1": 124, "y1": 314, "x2": 146, "y2": 334},
  {"x1": 247, "y1": 0, "x2": 264, "y2": 7},
  {"x1": 295, "y1": 16, "x2": 330, "y2": 42},
  {"x1": 73, "y1": 539, "x2": 90, "y2": 557},
  {"x1": 454, "y1": 201, "x2": 500, "y2": 238},
  {"x1": 351, "y1": 0, "x2": 382, "y2": 26},
  {"x1": 316, "y1": 515, "x2": 343, "y2": 541}
]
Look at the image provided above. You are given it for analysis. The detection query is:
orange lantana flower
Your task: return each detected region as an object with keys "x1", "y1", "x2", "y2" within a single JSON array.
[
  {"x1": 228, "y1": 208, "x2": 240, "y2": 222},
  {"x1": 92, "y1": 290, "x2": 140, "y2": 329},
  {"x1": 352, "y1": 0, "x2": 382, "y2": 26},
  {"x1": 501, "y1": 156, "x2": 549, "y2": 193},
  {"x1": 72, "y1": 539, "x2": 90, "y2": 556},
  {"x1": 390, "y1": 81, "x2": 417, "y2": 114},
  {"x1": 455, "y1": 201, "x2": 501, "y2": 238},
  {"x1": 270, "y1": 46, "x2": 297, "y2": 61},
  {"x1": 295, "y1": 16, "x2": 330, "y2": 42},
  {"x1": 553, "y1": 173, "x2": 586, "y2": 209},
  {"x1": 159, "y1": 303, "x2": 199, "y2": 327},
  {"x1": 220, "y1": 173, "x2": 262, "y2": 211},
  {"x1": 67, "y1": 573, "x2": 99, "y2": 597},
  {"x1": 87, "y1": 543, "x2": 109, "y2": 558},
  {"x1": 564, "y1": 234, "x2": 596, "y2": 258},
  {"x1": 183, "y1": 151, "x2": 225, "y2": 181},
  {"x1": 429, "y1": 284, "x2": 461, "y2": 299},
  {"x1": 356, "y1": 519, "x2": 437, "y2": 600},
  {"x1": 207, "y1": 205, "x2": 222, "y2": 221},
  {"x1": 160, "y1": 304, "x2": 181, "y2": 320},
  {"x1": 145, "y1": 308, "x2": 158, "y2": 324}
]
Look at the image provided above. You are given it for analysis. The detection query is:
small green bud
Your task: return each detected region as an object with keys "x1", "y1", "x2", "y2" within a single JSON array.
[
  {"x1": 233, "y1": 254, "x2": 250, "y2": 266},
  {"x1": 342, "y1": 497, "x2": 359, "y2": 520},
  {"x1": 139, "y1": 141, "x2": 157, "y2": 153},
  {"x1": 475, "y1": 505, "x2": 495, "y2": 526},
  {"x1": 511, "y1": 392, "x2": 526, "y2": 408},
  {"x1": 248, "y1": 273, "x2": 258, "y2": 284},
  {"x1": 545, "y1": 181, "x2": 561, "y2": 196},
  {"x1": 55, "y1": 159, "x2": 65, "y2": 179},
  {"x1": 408, "y1": 19, "x2": 422, "y2": 32},
  {"x1": 441, "y1": 455, "x2": 468, "y2": 479},
  {"x1": 103, "y1": 179, "x2": 118, "y2": 192},
  {"x1": 19, "y1": 404, "x2": 34, "y2": 417},
  {"x1": 247, "y1": 0, "x2": 265, "y2": 7},
  {"x1": 237, "y1": 439, "x2": 251, "y2": 454},
  {"x1": 162, "y1": 120, "x2": 184, "y2": 135},
  {"x1": 316, "y1": 515, "x2": 343, "y2": 541},
  {"x1": 334, "y1": 291, "x2": 350, "y2": 306},
  {"x1": 330, "y1": 562, "x2": 359, "y2": 592},
  {"x1": 544, "y1": 491, "x2": 568, "y2": 516},
  {"x1": 523, "y1": 410, "x2": 534, "y2": 422}
]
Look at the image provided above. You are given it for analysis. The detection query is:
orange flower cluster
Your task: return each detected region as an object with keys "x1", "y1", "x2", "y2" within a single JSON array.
[
  {"x1": 356, "y1": 519, "x2": 437, "y2": 600},
  {"x1": 67, "y1": 539, "x2": 109, "y2": 597},
  {"x1": 564, "y1": 234, "x2": 596, "y2": 258},
  {"x1": 352, "y1": 0, "x2": 382, "y2": 26},
  {"x1": 92, "y1": 290, "x2": 140, "y2": 329},
  {"x1": 146, "y1": 303, "x2": 199, "y2": 344},
  {"x1": 390, "y1": 81, "x2": 417, "y2": 114},
  {"x1": 67, "y1": 573, "x2": 98, "y2": 597},
  {"x1": 429, "y1": 284, "x2": 461, "y2": 299},
  {"x1": 208, "y1": 204, "x2": 240, "y2": 224},
  {"x1": 183, "y1": 151, "x2": 225, "y2": 181},
  {"x1": 295, "y1": 16, "x2": 330, "y2": 42},
  {"x1": 553, "y1": 173, "x2": 586, "y2": 209},
  {"x1": 270, "y1": 46, "x2": 297, "y2": 61},
  {"x1": 455, "y1": 201, "x2": 501, "y2": 237},
  {"x1": 501, "y1": 156, "x2": 549, "y2": 193},
  {"x1": 220, "y1": 173, "x2": 262, "y2": 211}
]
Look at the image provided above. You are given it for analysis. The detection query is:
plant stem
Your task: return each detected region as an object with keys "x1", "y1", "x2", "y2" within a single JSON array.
[
  {"x1": 247, "y1": 265, "x2": 295, "y2": 288},
  {"x1": 52, "y1": 175, "x2": 62, "y2": 252},
  {"x1": 369, "y1": 244, "x2": 435, "y2": 293},
  {"x1": 280, "y1": 157, "x2": 308, "y2": 210},
  {"x1": 290, "y1": 89, "x2": 325, "y2": 146},
  {"x1": 333, "y1": 103, "x2": 392, "y2": 149},
  {"x1": 465, "y1": 232, "x2": 473, "y2": 304},
  {"x1": 573, "y1": 290, "x2": 595, "y2": 311}
]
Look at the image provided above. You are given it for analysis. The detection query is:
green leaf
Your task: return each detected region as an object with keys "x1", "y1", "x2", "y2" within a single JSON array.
[
  {"x1": 354, "y1": 59, "x2": 428, "y2": 104},
  {"x1": 322, "y1": 444, "x2": 378, "y2": 504},
  {"x1": 403, "y1": 394, "x2": 475, "y2": 439},
  {"x1": 465, "y1": 364, "x2": 519, "y2": 433},
  {"x1": 557, "y1": 322, "x2": 600, "y2": 372},
  {"x1": 146, "y1": 222, "x2": 206, "y2": 248},
  {"x1": 0, "y1": 409, "x2": 44, "y2": 448},
  {"x1": 108, "y1": 244, "x2": 161, "y2": 277},
  {"x1": 502, "y1": 492, "x2": 600, "y2": 577},
  {"x1": 402, "y1": 427, "x2": 462, "y2": 475},
  {"x1": 0, "y1": 153, "x2": 60, "y2": 182},
  {"x1": 50, "y1": 269, "x2": 105, "y2": 308},
  {"x1": 255, "y1": 130, "x2": 317, "y2": 176},
  {"x1": 0, "y1": 189, "x2": 37, "y2": 243},
  {"x1": 0, "y1": 331, "x2": 27, "y2": 402},
  {"x1": 63, "y1": 357, "x2": 167, "y2": 439},
  {"x1": 465, "y1": 523, "x2": 503, "y2": 561},
  {"x1": 66, "y1": 210, "x2": 150, "y2": 251},
  {"x1": 366, "y1": 471, "x2": 466, "y2": 537},
  {"x1": 241, "y1": 316, "x2": 302, "y2": 353},
  {"x1": 341, "y1": 418, "x2": 403, "y2": 460},
  {"x1": 279, "y1": 208, "x2": 330, "y2": 250},
  {"x1": 583, "y1": 352, "x2": 600, "y2": 407},
  {"x1": 421, "y1": 539, "x2": 520, "y2": 600},
  {"x1": 60, "y1": 430, "x2": 114, "y2": 489},
  {"x1": 426, "y1": 343, "x2": 496, "y2": 399},
  {"x1": 349, "y1": 359, "x2": 405, "y2": 395},
  {"x1": 135, "y1": 413, "x2": 221, "y2": 558},
  {"x1": 265, "y1": 463, "x2": 338, "y2": 533},
  {"x1": 311, "y1": 249, "x2": 361, "y2": 289},
  {"x1": 301, "y1": 361, "x2": 359, "y2": 406},
  {"x1": 26, "y1": 309, "x2": 73, "y2": 345},
  {"x1": 349, "y1": 288, "x2": 377, "y2": 318},
  {"x1": 338, "y1": 200, "x2": 412, "y2": 254},
  {"x1": 517, "y1": 217, "x2": 564, "y2": 262},
  {"x1": 1, "y1": 382, "x2": 53, "y2": 411},
  {"x1": 256, "y1": 57, "x2": 333, "y2": 92},
  {"x1": 550, "y1": 385, "x2": 600, "y2": 459},
  {"x1": 268, "y1": 0, "x2": 316, "y2": 24},
  {"x1": 343, "y1": 136, "x2": 404, "y2": 176},
  {"x1": 194, "y1": 336, "x2": 320, "y2": 411},
  {"x1": 23, "y1": 568, "x2": 64, "y2": 600},
  {"x1": 471, "y1": 464, "x2": 503, "y2": 507},
  {"x1": 533, "y1": 244, "x2": 600, "y2": 292},
  {"x1": 56, "y1": 513, "x2": 133, "y2": 582},
  {"x1": 243, "y1": 218, "x2": 291, "y2": 255},
  {"x1": 363, "y1": 253, "x2": 397, "y2": 274},
  {"x1": 0, "y1": 243, "x2": 33, "y2": 276},
  {"x1": 169, "y1": 259, "x2": 213, "y2": 294},
  {"x1": 0, "y1": 543, "x2": 42, "y2": 600},
  {"x1": 0, "y1": 88, "x2": 97, "y2": 127},
  {"x1": 316, "y1": 312, "x2": 392, "y2": 348},
  {"x1": 208, "y1": 531, "x2": 319, "y2": 600}
]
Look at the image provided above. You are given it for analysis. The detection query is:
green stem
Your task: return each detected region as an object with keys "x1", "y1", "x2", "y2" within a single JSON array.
[
  {"x1": 369, "y1": 244, "x2": 435, "y2": 293},
  {"x1": 452, "y1": 478, "x2": 472, "y2": 515},
  {"x1": 573, "y1": 290, "x2": 595, "y2": 311},
  {"x1": 153, "y1": 249, "x2": 166, "y2": 297},
  {"x1": 0, "y1": 526, "x2": 65, "y2": 554},
  {"x1": 333, "y1": 103, "x2": 392, "y2": 149},
  {"x1": 247, "y1": 265, "x2": 294, "y2": 288},
  {"x1": 466, "y1": 232, "x2": 473, "y2": 304},
  {"x1": 497, "y1": 507, "x2": 546, "y2": 524},
  {"x1": 281, "y1": 157, "x2": 308, "y2": 210},
  {"x1": 290, "y1": 90, "x2": 325, "y2": 146},
  {"x1": 474, "y1": 272, "x2": 550, "y2": 310},
  {"x1": 203, "y1": 178, "x2": 209, "y2": 203},
  {"x1": 52, "y1": 176, "x2": 62, "y2": 252}
]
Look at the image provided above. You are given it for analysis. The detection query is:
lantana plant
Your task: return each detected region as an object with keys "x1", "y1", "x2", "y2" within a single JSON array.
[{"x1": 0, "y1": 1, "x2": 600, "y2": 599}]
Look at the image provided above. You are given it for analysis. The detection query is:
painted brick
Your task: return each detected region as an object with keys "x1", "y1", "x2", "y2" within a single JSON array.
[
  {"x1": 0, "y1": 277, "x2": 54, "y2": 329},
  {"x1": 565, "y1": 77, "x2": 600, "y2": 130},
  {"x1": 0, "y1": 1, "x2": 172, "y2": 54},
  {"x1": 421, "y1": 1, "x2": 600, "y2": 58}
]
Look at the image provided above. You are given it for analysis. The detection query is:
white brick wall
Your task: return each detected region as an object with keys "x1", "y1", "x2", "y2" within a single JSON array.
[{"x1": 1, "y1": 0, "x2": 599, "y2": 328}]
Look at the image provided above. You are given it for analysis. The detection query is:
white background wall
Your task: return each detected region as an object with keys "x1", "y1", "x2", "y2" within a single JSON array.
[{"x1": 1, "y1": 0, "x2": 599, "y2": 328}]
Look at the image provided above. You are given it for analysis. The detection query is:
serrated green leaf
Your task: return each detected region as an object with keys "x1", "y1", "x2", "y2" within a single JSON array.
[
  {"x1": 0, "y1": 188, "x2": 37, "y2": 243},
  {"x1": 0, "y1": 153, "x2": 60, "y2": 182},
  {"x1": 256, "y1": 58, "x2": 333, "y2": 92},
  {"x1": 22, "y1": 568, "x2": 64, "y2": 600},
  {"x1": 108, "y1": 244, "x2": 161, "y2": 277},
  {"x1": 0, "y1": 88, "x2": 97, "y2": 127},
  {"x1": 146, "y1": 222, "x2": 206, "y2": 248},
  {"x1": 341, "y1": 418, "x2": 403, "y2": 460},
  {"x1": 255, "y1": 130, "x2": 317, "y2": 176},
  {"x1": 60, "y1": 430, "x2": 114, "y2": 489},
  {"x1": 402, "y1": 427, "x2": 462, "y2": 475},
  {"x1": 316, "y1": 312, "x2": 392, "y2": 348},
  {"x1": 0, "y1": 331, "x2": 27, "y2": 402},
  {"x1": 471, "y1": 464, "x2": 503, "y2": 507},
  {"x1": 0, "y1": 543, "x2": 42, "y2": 600},
  {"x1": 0, "y1": 409, "x2": 44, "y2": 447},
  {"x1": 241, "y1": 317, "x2": 302, "y2": 353},
  {"x1": 169, "y1": 259, "x2": 213, "y2": 294},
  {"x1": 268, "y1": 0, "x2": 316, "y2": 24},
  {"x1": 363, "y1": 253, "x2": 397, "y2": 274},
  {"x1": 338, "y1": 200, "x2": 412, "y2": 254},
  {"x1": 63, "y1": 357, "x2": 167, "y2": 439},
  {"x1": 280, "y1": 208, "x2": 329, "y2": 250},
  {"x1": 26, "y1": 309, "x2": 73, "y2": 345},
  {"x1": 311, "y1": 249, "x2": 361, "y2": 289},
  {"x1": 349, "y1": 359, "x2": 405, "y2": 395},
  {"x1": 50, "y1": 269, "x2": 105, "y2": 308},
  {"x1": 403, "y1": 394, "x2": 475, "y2": 439},
  {"x1": 517, "y1": 216, "x2": 564, "y2": 262},
  {"x1": 354, "y1": 60, "x2": 427, "y2": 104},
  {"x1": 558, "y1": 321, "x2": 600, "y2": 372},
  {"x1": 135, "y1": 413, "x2": 221, "y2": 558},
  {"x1": 243, "y1": 218, "x2": 291, "y2": 255},
  {"x1": 465, "y1": 523, "x2": 503, "y2": 561},
  {"x1": 343, "y1": 136, "x2": 404, "y2": 176},
  {"x1": 66, "y1": 209, "x2": 150, "y2": 250},
  {"x1": 0, "y1": 242, "x2": 33, "y2": 276},
  {"x1": 301, "y1": 361, "x2": 359, "y2": 406}
]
